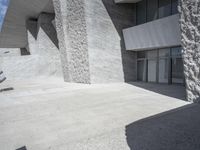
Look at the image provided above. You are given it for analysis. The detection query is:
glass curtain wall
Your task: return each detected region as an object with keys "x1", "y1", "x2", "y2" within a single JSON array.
[
  {"x1": 137, "y1": 46, "x2": 184, "y2": 84},
  {"x1": 158, "y1": 0, "x2": 171, "y2": 18},
  {"x1": 147, "y1": 0, "x2": 158, "y2": 22},
  {"x1": 136, "y1": 0, "x2": 178, "y2": 25},
  {"x1": 172, "y1": 0, "x2": 178, "y2": 14},
  {"x1": 136, "y1": 0, "x2": 147, "y2": 25}
]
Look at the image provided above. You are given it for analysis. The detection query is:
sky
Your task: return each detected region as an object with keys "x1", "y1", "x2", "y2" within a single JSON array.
[{"x1": 0, "y1": 0, "x2": 9, "y2": 30}]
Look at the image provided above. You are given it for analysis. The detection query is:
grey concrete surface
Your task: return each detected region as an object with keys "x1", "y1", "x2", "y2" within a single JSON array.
[
  {"x1": 180, "y1": 1, "x2": 200, "y2": 103},
  {"x1": 123, "y1": 14, "x2": 181, "y2": 51},
  {"x1": 0, "y1": 79, "x2": 191, "y2": 150},
  {"x1": 86, "y1": 0, "x2": 137, "y2": 83}
]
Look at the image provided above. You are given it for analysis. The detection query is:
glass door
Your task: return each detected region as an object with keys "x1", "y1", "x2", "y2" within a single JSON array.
[
  {"x1": 158, "y1": 48, "x2": 170, "y2": 83},
  {"x1": 136, "y1": 46, "x2": 184, "y2": 85},
  {"x1": 147, "y1": 50, "x2": 157, "y2": 82},
  {"x1": 137, "y1": 51, "x2": 147, "y2": 82},
  {"x1": 171, "y1": 47, "x2": 184, "y2": 84},
  {"x1": 137, "y1": 60, "x2": 147, "y2": 81}
]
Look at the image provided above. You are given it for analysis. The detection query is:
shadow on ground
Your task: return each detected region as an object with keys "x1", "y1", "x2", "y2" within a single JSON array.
[
  {"x1": 126, "y1": 104, "x2": 200, "y2": 150},
  {"x1": 128, "y1": 82, "x2": 186, "y2": 100}
]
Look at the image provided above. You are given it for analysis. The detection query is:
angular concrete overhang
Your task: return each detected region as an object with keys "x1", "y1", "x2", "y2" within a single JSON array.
[
  {"x1": 123, "y1": 14, "x2": 181, "y2": 51},
  {"x1": 0, "y1": 0, "x2": 54, "y2": 48},
  {"x1": 115, "y1": 0, "x2": 142, "y2": 3}
]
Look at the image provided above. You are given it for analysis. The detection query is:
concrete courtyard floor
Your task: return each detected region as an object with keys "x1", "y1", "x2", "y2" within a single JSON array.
[{"x1": 0, "y1": 78, "x2": 200, "y2": 150}]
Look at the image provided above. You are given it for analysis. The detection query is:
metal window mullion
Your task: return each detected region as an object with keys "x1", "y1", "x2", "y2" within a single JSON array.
[
  {"x1": 168, "y1": 48, "x2": 172, "y2": 84},
  {"x1": 170, "y1": 0, "x2": 172, "y2": 15},
  {"x1": 156, "y1": 49, "x2": 159, "y2": 83},
  {"x1": 145, "y1": 58, "x2": 148, "y2": 82},
  {"x1": 145, "y1": 0, "x2": 147, "y2": 23}
]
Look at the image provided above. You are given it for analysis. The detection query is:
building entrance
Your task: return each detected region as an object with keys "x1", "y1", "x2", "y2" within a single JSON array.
[{"x1": 137, "y1": 46, "x2": 184, "y2": 84}]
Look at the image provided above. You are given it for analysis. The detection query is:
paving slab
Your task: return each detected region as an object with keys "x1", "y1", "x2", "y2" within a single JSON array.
[{"x1": 0, "y1": 79, "x2": 192, "y2": 150}]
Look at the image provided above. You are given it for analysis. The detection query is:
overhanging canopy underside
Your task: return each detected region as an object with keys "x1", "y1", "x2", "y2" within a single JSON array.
[{"x1": 0, "y1": 0, "x2": 54, "y2": 48}]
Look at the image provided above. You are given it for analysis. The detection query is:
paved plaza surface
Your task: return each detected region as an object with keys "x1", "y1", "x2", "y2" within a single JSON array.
[{"x1": 1, "y1": 78, "x2": 200, "y2": 150}]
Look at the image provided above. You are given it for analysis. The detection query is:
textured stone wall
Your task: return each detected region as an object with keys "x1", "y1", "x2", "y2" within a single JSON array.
[
  {"x1": 85, "y1": 0, "x2": 137, "y2": 83},
  {"x1": 53, "y1": 0, "x2": 90, "y2": 83},
  {"x1": 180, "y1": 0, "x2": 200, "y2": 102}
]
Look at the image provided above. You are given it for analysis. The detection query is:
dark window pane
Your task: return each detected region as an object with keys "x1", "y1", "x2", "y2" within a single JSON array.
[
  {"x1": 137, "y1": 60, "x2": 147, "y2": 81},
  {"x1": 172, "y1": 58, "x2": 184, "y2": 84},
  {"x1": 137, "y1": 0, "x2": 147, "y2": 25},
  {"x1": 137, "y1": 51, "x2": 146, "y2": 58},
  {"x1": 159, "y1": 0, "x2": 171, "y2": 18},
  {"x1": 171, "y1": 46, "x2": 182, "y2": 57},
  {"x1": 172, "y1": 0, "x2": 178, "y2": 14},
  {"x1": 147, "y1": 0, "x2": 158, "y2": 22}
]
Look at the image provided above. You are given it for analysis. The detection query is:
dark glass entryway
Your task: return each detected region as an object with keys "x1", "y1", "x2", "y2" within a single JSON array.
[{"x1": 137, "y1": 46, "x2": 184, "y2": 84}]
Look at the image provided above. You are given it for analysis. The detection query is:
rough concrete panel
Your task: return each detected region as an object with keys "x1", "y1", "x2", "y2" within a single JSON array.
[
  {"x1": 85, "y1": 0, "x2": 137, "y2": 83},
  {"x1": 53, "y1": 0, "x2": 90, "y2": 83},
  {"x1": 180, "y1": 0, "x2": 200, "y2": 102}
]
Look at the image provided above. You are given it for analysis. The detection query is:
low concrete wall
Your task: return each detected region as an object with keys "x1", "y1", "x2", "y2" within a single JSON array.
[
  {"x1": 180, "y1": 0, "x2": 200, "y2": 102},
  {"x1": 123, "y1": 14, "x2": 181, "y2": 51},
  {"x1": 0, "y1": 55, "x2": 61, "y2": 80}
]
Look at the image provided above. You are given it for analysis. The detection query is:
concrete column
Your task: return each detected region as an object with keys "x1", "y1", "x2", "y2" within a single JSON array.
[
  {"x1": 180, "y1": 0, "x2": 200, "y2": 102},
  {"x1": 53, "y1": 0, "x2": 90, "y2": 83},
  {"x1": 53, "y1": 0, "x2": 136, "y2": 83}
]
